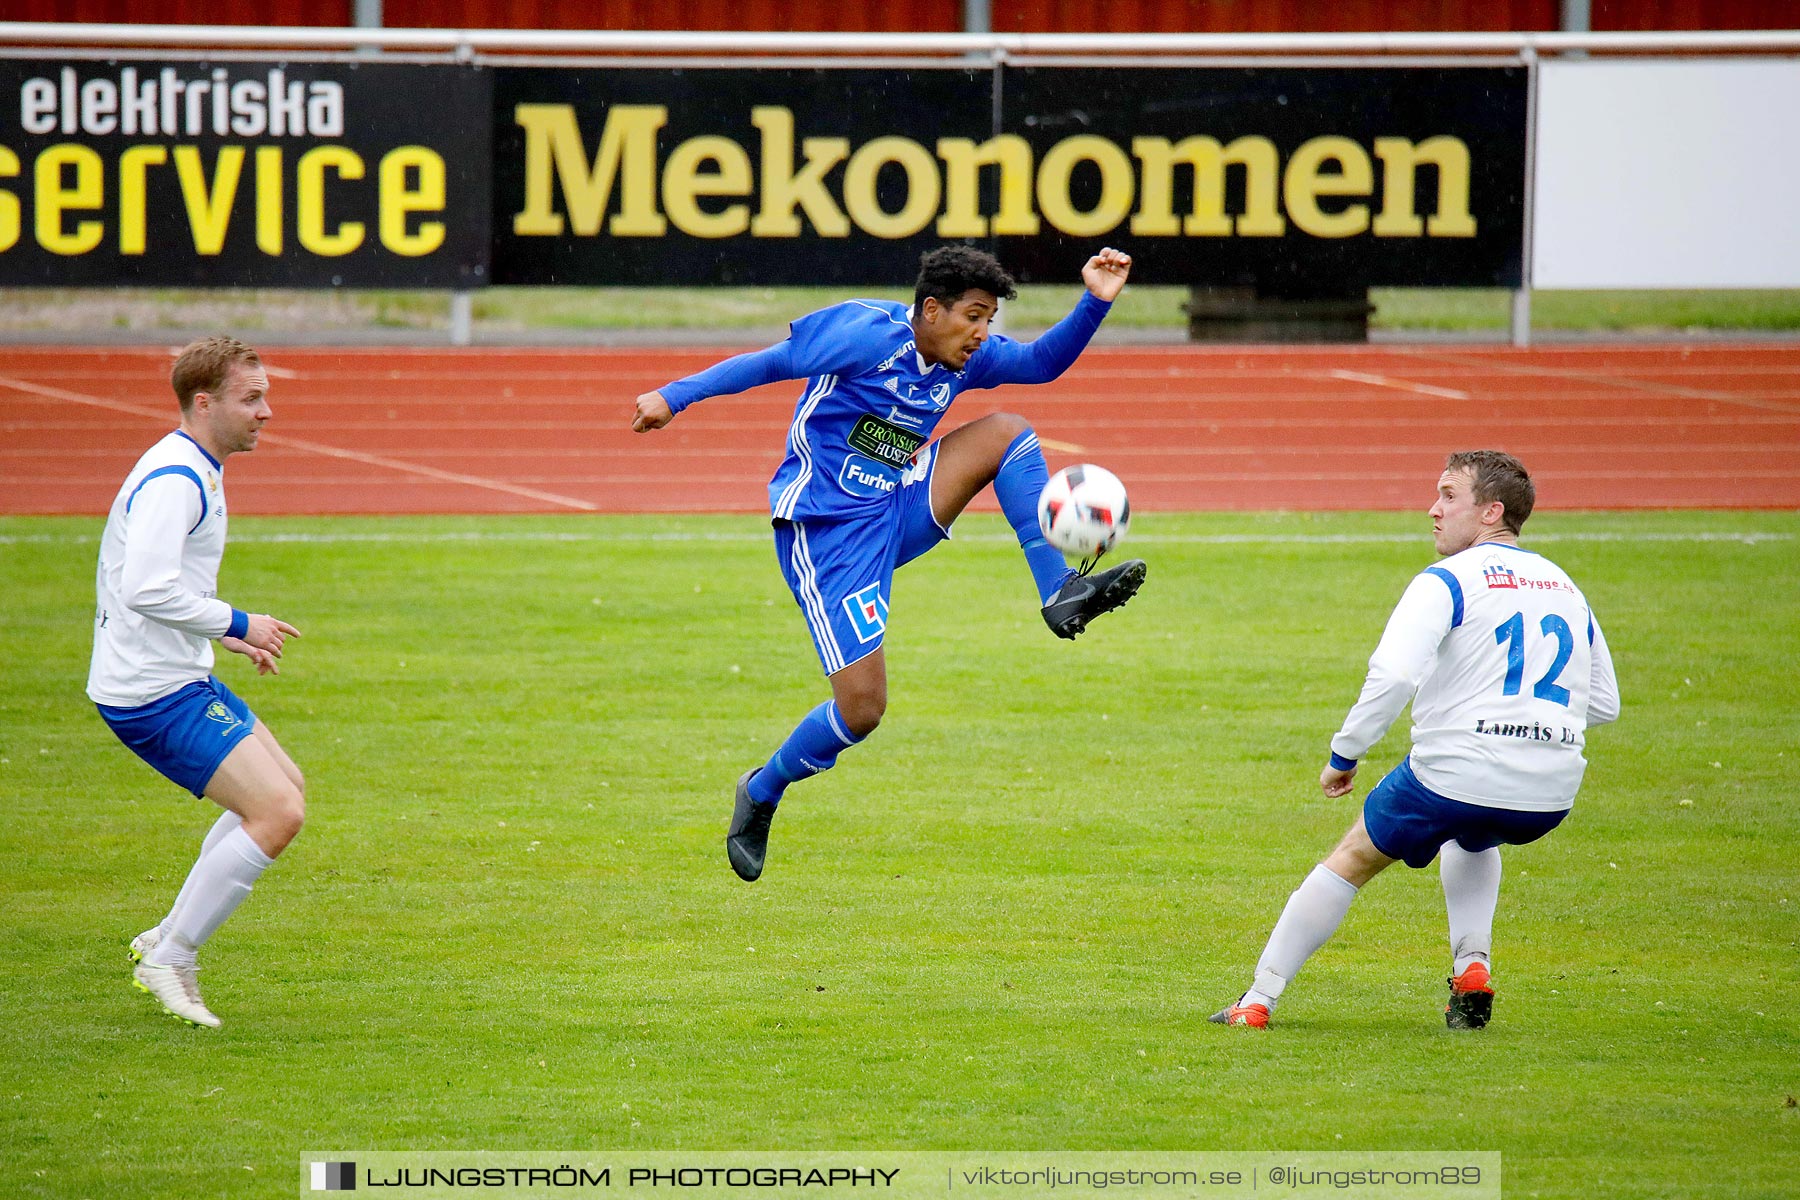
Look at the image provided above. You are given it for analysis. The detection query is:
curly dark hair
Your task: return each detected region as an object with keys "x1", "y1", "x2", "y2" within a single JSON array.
[
  {"x1": 913, "y1": 245, "x2": 1018, "y2": 312},
  {"x1": 1445, "y1": 449, "x2": 1535, "y2": 534}
]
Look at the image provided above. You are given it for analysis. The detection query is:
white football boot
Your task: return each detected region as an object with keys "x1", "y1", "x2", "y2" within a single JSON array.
[
  {"x1": 132, "y1": 961, "x2": 221, "y2": 1028},
  {"x1": 128, "y1": 926, "x2": 162, "y2": 962}
]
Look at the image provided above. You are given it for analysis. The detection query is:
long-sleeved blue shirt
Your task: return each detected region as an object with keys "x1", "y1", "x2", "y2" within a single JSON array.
[{"x1": 661, "y1": 291, "x2": 1112, "y2": 522}]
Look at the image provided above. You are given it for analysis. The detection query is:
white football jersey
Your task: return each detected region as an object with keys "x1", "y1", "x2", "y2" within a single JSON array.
[
  {"x1": 87, "y1": 431, "x2": 239, "y2": 708},
  {"x1": 1331, "y1": 541, "x2": 1620, "y2": 811}
]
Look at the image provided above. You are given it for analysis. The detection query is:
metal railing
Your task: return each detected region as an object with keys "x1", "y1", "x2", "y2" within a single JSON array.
[{"x1": 2, "y1": 23, "x2": 1799, "y2": 60}]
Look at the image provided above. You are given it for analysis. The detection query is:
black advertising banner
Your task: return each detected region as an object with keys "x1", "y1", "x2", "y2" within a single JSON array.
[
  {"x1": 0, "y1": 58, "x2": 1524, "y2": 291},
  {"x1": 491, "y1": 64, "x2": 1524, "y2": 290},
  {"x1": 998, "y1": 67, "x2": 1528, "y2": 289},
  {"x1": 0, "y1": 58, "x2": 491, "y2": 287},
  {"x1": 490, "y1": 66, "x2": 996, "y2": 287}
]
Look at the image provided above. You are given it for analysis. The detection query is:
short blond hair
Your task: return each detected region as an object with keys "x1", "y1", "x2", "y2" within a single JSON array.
[{"x1": 171, "y1": 336, "x2": 261, "y2": 413}]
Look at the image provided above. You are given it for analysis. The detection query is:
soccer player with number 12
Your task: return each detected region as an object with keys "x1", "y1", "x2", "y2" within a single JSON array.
[{"x1": 1213, "y1": 451, "x2": 1620, "y2": 1031}]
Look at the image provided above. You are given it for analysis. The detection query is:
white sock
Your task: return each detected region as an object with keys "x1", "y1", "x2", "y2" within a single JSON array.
[
  {"x1": 1245, "y1": 864, "x2": 1359, "y2": 1007},
  {"x1": 147, "y1": 827, "x2": 274, "y2": 969},
  {"x1": 159, "y1": 811, "x2": 245, "y2": 936},
  {"x1": 1441, "y1": 841, "x2": 1501, "y2": 976}
]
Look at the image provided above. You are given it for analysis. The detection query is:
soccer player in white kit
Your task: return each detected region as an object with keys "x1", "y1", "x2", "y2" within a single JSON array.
[
  {"x1": 89, "y1": 337, "x2": 304, "y2": 1029},
  {"x1": 1212, "y1": 451, "x2": 1620, "y2": 1030}
]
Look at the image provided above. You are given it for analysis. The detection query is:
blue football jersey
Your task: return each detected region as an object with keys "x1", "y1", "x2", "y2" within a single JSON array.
[{"x1": 660, "y1": 292, "x2": 1111, "y2": 522}]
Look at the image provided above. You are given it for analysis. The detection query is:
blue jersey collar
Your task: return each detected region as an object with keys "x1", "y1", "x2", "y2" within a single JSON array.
[{"x1": 175, "y1": 429, "x2": 222, "y2": 470}]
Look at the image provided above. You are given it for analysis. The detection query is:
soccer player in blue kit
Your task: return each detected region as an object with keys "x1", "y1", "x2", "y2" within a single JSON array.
[
  {"x1": 1211, "y1": 451, "x2": 1620, "y2": 1031},
  {"x1": 633, "y1": 245, "x2": 1143, "y2": 882}
]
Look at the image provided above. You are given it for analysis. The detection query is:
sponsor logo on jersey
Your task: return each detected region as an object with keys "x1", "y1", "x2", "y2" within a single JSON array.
[
  {"x1": 877, "y1": 339, "x2": 918, "y2": 373},
  {"x1": 883, "y1": 376, "x2": 901, "y2": 395},
  {"x1": 843, "y1": 582, "x2": 889, "y2": 643},
  {"x1": 846, "y1": 413, "x2": 924, "y2": 468},
  {"x1": 1474, "y1": 718, "x2": 1577, "y2": 744},
  {"x1": 884, "y1": 405, "x2": 926, "y2": 429},
  {"x1": 839, "y1": 455, "x2": 898, "y2": 496},
  {"x1": 1484, "y1": 556, "x2": 1576, "y2": 594}
]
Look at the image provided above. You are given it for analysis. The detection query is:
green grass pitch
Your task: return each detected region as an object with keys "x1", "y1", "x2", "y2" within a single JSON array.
[{"x1": 2, "y1": 510, "x2": 1796, "y2": 1198}]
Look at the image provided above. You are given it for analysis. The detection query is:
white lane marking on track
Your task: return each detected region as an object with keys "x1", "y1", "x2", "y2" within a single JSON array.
[
  {"x1": 1325, "y1": 369, "x2": 1470, "y2": 400},
  {"x1": 1395, "y1": 348, "x2": 1800, "y2": 415},
  {"x1": 0, "y1": 374, "x2": 598, "y2": 512}
]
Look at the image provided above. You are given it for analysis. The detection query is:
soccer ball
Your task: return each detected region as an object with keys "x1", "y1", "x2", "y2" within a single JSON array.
[{"x1": 1037, "y1": 464, "x2": 1131, "y2": 557}]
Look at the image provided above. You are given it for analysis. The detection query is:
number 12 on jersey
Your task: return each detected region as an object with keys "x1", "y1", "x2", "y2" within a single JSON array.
[{"x1": 1495, "y1": 611, "x2": 1575, "y2": 706}]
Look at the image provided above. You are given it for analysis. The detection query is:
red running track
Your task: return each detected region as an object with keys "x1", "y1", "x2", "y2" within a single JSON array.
[{"x1": 3, "y1": 342, "x2": 1798, "y2": 515}]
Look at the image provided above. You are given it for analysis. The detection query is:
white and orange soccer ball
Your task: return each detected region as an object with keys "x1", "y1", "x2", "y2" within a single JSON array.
[{"x1": 1037, "y1": 463, "x2": 1131, "y2": 558}]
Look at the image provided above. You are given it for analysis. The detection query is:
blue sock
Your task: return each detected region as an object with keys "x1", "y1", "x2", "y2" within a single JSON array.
[
  {"x1": 993, "y1": 428, "x2": 1077, "y2": 603},
  {"x1": 748, "y1": 701, "x2": 865, "y2": 807}
]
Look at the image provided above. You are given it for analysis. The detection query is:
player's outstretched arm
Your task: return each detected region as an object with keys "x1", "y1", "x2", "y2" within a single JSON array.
[
  {"x1": 633, "y1": 390, "x2": 674, "y2": 433},
  {"x1": 968, "y1": 250, "x2": 1131, "y2": 388},
  {"x1": 638, "y1": 341, "x2": 806, "y2": 431},
  {"x1": 1081, "y1": 247, "x2": 1133, "y2": 302}
]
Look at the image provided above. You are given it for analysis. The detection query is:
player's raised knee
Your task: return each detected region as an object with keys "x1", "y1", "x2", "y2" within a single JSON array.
[{"x1": 982, "y1": 411, "x2": 1033, "y2": 443}]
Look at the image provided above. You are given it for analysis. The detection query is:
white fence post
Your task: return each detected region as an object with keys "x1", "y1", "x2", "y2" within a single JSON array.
[
  {"x1": 1511, "y1": 45, "x2": 1540, "y2": 349},
  {"x1": 450, "y1": 292, "x2": 473, "y2": 347}
]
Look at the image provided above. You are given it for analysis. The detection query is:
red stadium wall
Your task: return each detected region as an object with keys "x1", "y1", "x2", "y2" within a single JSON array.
[
  {"x1": 1590, "y1": 0, "x2": 1796, "y2": 30},
  {"x1": 381, "y1": 0, "x2": 957, "y2": 31},
  {"x1": 995, "y1": 2, "x2": 1555, "y2": 34},
  {"x1": 0, "y1": 0, "x2": 346, "y2": 24},
  {"x1": 0, "y1": 0, "x2": 1790, "y2": 30}
]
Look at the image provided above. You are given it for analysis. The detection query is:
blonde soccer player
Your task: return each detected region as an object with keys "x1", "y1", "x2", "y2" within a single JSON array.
[
  {"x1": 90, "y1": 337, "x2": 304, "y2": 1029},
  {"x1": 1212, "y1": 451, "x2": 1620, "y2": 1031}
]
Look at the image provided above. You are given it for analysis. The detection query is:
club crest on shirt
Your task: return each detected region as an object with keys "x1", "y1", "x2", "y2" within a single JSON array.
[
  {"x1": 927, "y1": 382, "x2": 952, "y2": 409},
  {"x1": 843, "y1": 582, "x2": 889, "y2": 643},
  {"x1": 1481, "y1": 557, "x2": 1519, "y2": 589}
]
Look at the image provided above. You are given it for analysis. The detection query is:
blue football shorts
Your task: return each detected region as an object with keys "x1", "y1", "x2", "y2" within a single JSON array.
[
  {"x1": 97, "y1": 676, "x2": 258, "y2": 798},
  {"x1": 1363, "y1": 756, "x2": 1569, "y2": 869},
  {"x1": 773, "y1": 441, "x2": 950, "y2": 676}
]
